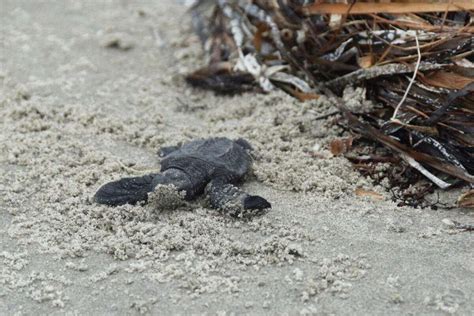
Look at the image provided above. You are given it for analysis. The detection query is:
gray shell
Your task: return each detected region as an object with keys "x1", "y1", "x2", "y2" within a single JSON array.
[{"x1": 160, "y1": 137, "x2": 251, "y2": 181}]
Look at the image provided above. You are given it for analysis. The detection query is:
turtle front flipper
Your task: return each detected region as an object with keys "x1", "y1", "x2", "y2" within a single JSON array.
[
  {"x1": 94, "y1": 174, "x2": 158, "y2": 206},
  {"x1": 205, "y1": 179, "x2": 271, "y2": 217}
]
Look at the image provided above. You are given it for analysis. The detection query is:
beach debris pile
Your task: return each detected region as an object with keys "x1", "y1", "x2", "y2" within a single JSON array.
[{"x1": 185, "y1": 0, "x2": 474, "y2": 207}]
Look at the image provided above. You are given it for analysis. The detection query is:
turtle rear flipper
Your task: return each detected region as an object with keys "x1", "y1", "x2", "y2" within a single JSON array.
[
  {"x1": 94, "y1": 174, "x2": 157, "y2": 206},
  {"x1": 205, "y1": 179, "x2": 271, "y2": 217}
]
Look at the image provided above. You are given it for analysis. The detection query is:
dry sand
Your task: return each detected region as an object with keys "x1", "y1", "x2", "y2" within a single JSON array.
[{"x1": 1, "y1": 1, "x2": 473, "y2": 315}]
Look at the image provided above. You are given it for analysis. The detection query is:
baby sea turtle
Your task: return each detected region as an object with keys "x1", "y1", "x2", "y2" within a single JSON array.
[{"x1": 94, "y1": 137, "x2": 271, "y2": 216}]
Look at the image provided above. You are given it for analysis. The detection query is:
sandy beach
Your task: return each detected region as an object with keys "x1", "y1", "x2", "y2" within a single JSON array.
[{"x1": 0, "y1": 1, "x2": 473, "y2": 314}]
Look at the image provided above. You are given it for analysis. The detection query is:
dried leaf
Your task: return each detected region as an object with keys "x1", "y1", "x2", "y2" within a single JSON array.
[
  {"x1": 185, "y1": 65, "x2": 255, "y2": 94},
  {"x1": 355, "y1": 188, "x2": 384, "y2": 200},
  {"x1": 329, "y1": 137, "x2": 353, "y2": 156},
  {"x1": 358, "y1": 55, "x2": 375, "y2": 69},
  {"x1": 253, "y1": 23, "x2": 268, "y2": 53},
  {"x1": 303, "y1": 2, "x2": 474, "y2": 15},
  {"x1": 458, "y1": 190, "x2": 474, "y2": 208},
  {"x1": 292, "y1": 91, "x2": 320, "y2": 101},
  {"x1": 420, "y1": 70, "x2": 474, "y2": 90}
]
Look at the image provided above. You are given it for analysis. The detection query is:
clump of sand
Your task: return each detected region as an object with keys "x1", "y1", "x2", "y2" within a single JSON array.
[
  {"x1": 301, "y1": 254, "x2": 371, "y2": 301},
  {"x1": 148, "y1": 184, "x2": 186, "y2": 211},
  {"x1": 99, "y1": 32, "x2": 135, "y2": 51}
]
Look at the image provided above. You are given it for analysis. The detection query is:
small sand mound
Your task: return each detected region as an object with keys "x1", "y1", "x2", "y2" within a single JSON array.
[{"x1": 148, "y1": 184, "x2": 186, "y2": 211}]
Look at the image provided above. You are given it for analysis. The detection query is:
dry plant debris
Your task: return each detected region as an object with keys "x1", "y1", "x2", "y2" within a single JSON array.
[{"x1": 185, "y1": 0, "x2": 474, "y2": 207}]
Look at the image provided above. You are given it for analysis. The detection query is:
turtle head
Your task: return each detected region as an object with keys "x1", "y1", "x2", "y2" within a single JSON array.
[{"x1": 235, "y1": 138, "x2": 253, "y2": 151}]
